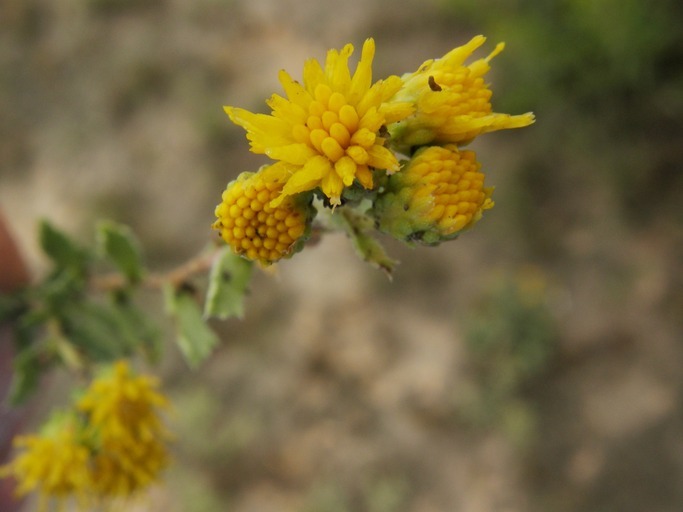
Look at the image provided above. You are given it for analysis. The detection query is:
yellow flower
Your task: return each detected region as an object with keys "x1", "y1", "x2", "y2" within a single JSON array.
[
  {"x1": 224, "y1": 38, "x2": 413, "y2": 206},
  {"x1": 387, "y1": 35, "x2": 535, "y2": 152},
  {"x1": 77, "y1": 360, "x2": 171, "y2": 499},
  {"x1": 78, "y1": 361, "x2": 168, "y2": 443},
  {"x1": 1, "y1": 361, "x2": 171, "y2": 510},
  {"x1": 372, "y1": 144, "x2": 493, "y2": 245},
  {"x1": 212, "y1": 166, "x2": 315, "y2": 265},
  {"x1": 89, "y1": 435, "x2": 168, "y2": 498},
  {"x1": 0, "y1": 416, "x2": 92, "y2": 510}
]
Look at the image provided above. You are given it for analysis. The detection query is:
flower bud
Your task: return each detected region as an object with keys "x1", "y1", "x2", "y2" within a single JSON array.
[
  {"x1": 372, "y1": 145, "x2": 493, "y2": 245},
  {"x1": 212, "y1": 166, "x2": 315, "y2": 264}
]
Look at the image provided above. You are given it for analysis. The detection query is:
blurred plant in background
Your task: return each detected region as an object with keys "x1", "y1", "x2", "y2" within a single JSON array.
[{"x1": 456, "y1": 268, "x2": 557, "y2": 447}]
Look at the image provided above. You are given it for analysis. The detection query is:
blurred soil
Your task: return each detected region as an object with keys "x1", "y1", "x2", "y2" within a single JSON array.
[{"x1": 1, "y1": 0, "x2": 683, "y2": 511}]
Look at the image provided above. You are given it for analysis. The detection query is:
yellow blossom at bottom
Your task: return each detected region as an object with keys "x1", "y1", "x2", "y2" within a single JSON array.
[
  {"x1": 0, "y1": 417, "x2": 92, "y2": 511},
  {"x1": 212, "y1": 166, "x2": 315, "y2": 264},
  {"x1": 89, "y1": 437, "x2": 169, "y2": 499},
  {"x1": 78, "y1": 360, "x2": 171, "y2": 500},
  {"x1": 1, "y1": 361, "x2": 171, "y2": 511},
  {"x1": 78, "y1": 360, "x2": 169, "y2": 444},
  {"x1": 372, "y1": 144, "x2": 493, "y2": 245}
]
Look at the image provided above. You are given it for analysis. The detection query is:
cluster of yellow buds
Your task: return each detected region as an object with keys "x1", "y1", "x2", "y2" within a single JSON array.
[
  {"x1": 214, "y1": 35, "x2": 534, "y2": 262},
  {"x1": 0, "y1": 361, "x2": 170, "y2": 511}
]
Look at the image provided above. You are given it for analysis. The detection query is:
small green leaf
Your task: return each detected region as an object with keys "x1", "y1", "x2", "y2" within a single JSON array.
[
  {"x1": 97, "y1": 221, "x2": 144, "y2": 284},
  {"x1": 38, "y1": 220, "x2": 90, "y2": 271},
  {"x1": 164, "y1": 283, "x2": 219, "y2": 368},
  {"x1": 204, "y1": 248, "x2": 253, "y2": 320}
]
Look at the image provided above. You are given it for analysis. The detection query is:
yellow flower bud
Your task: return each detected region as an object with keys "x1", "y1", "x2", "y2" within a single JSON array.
[
  {"x1": 212, "y1": 166, "x2": 315, "y2": 264},
  {"x1": 372, "y1": 145, "x2": 493, "y2": 245}
]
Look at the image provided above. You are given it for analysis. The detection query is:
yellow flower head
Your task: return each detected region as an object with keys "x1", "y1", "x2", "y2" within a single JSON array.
[
  {"x1": 1, "y1": 361, "x2": 171, "y2": 509},
  {"x1": 77, "y1": 360, "x2": 170, "y2": 499},
  {"x1": 387, "y1": 35, "x2": 535, "y2": 153},
  {"x1": 212, "y1": 166, "x2": 315, "y2": 265},
  {"x1": 89, "y1": 434, "x2": 169, "y2": 498},
  {"x1": 372, "y1": 144, "x2": 493, "y2": 245},
  {"x1": 224, "y1": 38, "x2": 413, "y2": 206},
  {"x1": 78, "y1": 360, "x2": 168, "y2": 444},
  {"x1": 0, "y1": 416, "x2": 91, "y2": 509}
]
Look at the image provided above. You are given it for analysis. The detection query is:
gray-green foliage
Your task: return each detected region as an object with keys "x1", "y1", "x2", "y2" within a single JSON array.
[{"x1": 0, "y1": 220, "x2": 252, "y2": 404}]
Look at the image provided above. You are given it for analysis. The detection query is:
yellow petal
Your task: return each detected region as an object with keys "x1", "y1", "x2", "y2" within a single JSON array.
[
  {"x1": 335, "y1": 156, "x2": 358, "y2": 186},
  {"x1": 266, "y1": 143, "x2": 318, "y2": 165},
  {"x1": 349, "y1": 38, "x2": 375, "y2": 102},
  {"x1": 278, "y1": 69, "x2": 312, "y2": 108},
  {"x1": 367, "y1": 145, "x2": 400, "y2": 172}
]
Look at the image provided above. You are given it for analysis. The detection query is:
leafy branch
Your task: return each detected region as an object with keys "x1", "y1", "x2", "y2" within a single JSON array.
[{"x1": 0, "y1": 220, "x2": 253, "y2": 404}]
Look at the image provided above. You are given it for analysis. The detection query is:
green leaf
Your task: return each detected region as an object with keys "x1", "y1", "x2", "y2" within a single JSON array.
[
  {"x1": 59, "y1": 300, "x2": 135, "y2": 361},
  {"x1": 0, "y1": 292, "x2": 26, "y2": 325},
  {"x1": 204, "y1": 248, "x2": 253, "y2": 320},
  {"x1": 38, "y1": 220, "x2": 90, "y2": 271},
  {"x1": 8, "y1": 346, "x2": 45, "y2": 405},
  {"x1": 164, "y1": 283, "x2": 219, "y2": 369},
  {"x1": 110, "y1": 296, "x2": 162, "y2": 363},
  {"x1": 97, "y1": 221, "x2": 144, "y2": 285}
]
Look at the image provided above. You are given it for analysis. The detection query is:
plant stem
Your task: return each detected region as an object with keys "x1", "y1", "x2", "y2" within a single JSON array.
[{"x1": 91, "y1": 247, "x2": 219, "y2": 292}]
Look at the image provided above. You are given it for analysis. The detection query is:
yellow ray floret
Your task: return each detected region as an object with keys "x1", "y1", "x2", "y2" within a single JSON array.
[
  {"x1": 387, "y1": 35, "x2": 535, "y2": 152},
  {"x1": 373, "y1": 144, "x2": 493, "y2": 245},
  {"x1": 224, "y1": 38, "x2": 413, "y2": 206},
  {"x1": 212, "y1": 166, "x2": 315, "y2": 264}
]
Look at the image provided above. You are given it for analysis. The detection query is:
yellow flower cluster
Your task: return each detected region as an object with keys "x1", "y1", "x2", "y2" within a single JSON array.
[
  {"x1": 0, "y1": 361, "x2": 170, "y2": 511},
  {"x1": 215, "y1": 35, "x2": 534, "y2": 256}
]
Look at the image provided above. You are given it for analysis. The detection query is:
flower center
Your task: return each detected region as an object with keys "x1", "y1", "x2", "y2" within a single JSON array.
[{"x1": 291, "y1": 83, "x2": 376, "y2": 166}]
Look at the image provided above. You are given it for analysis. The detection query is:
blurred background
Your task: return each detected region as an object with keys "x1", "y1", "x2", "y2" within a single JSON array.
[{"x1": 2, "y1": 0, "x2": 683, "y2": 510}]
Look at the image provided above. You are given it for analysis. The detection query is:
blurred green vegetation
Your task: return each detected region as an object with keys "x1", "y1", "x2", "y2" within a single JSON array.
[{"x1": 457, "y1": 269, "x2": 557, "y2": 446}]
